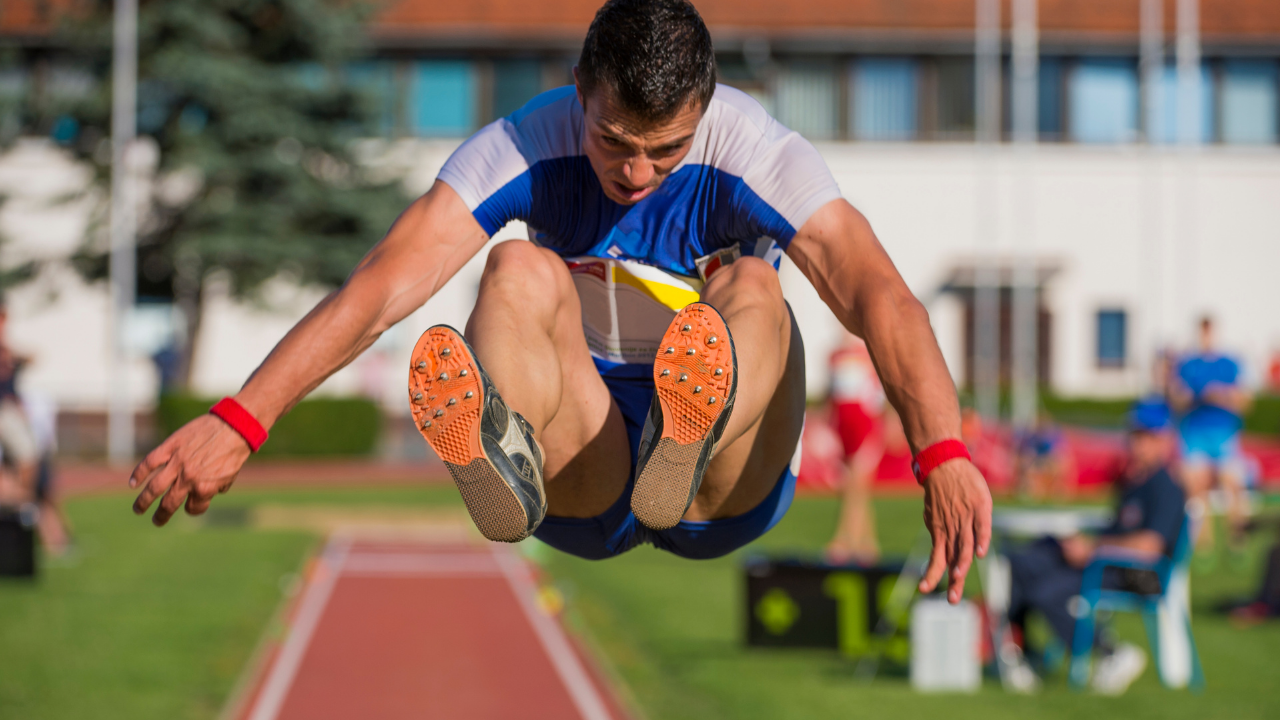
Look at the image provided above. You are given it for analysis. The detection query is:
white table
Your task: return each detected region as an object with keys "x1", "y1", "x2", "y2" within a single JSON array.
[{"x1": 991, "y1": 506, "x2": 1112, "y2": 540}]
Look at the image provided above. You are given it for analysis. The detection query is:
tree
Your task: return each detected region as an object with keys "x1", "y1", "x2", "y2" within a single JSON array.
[{"x1": 58, "y1": 0, "x2": 408, "y2": 388}]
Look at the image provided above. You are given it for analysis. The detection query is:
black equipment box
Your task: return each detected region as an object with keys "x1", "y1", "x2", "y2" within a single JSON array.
[
  {"x1": 0, "y1": 505, "x2": 38, "y2": 577},
  {"x1": 744, "y1": 556, "x2": 909, "y2": 660}
]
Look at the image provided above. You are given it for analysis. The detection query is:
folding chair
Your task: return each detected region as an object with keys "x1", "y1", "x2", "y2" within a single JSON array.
[{"x1": 1068, "y1": 510, "x2": 1205, "y2": 691}]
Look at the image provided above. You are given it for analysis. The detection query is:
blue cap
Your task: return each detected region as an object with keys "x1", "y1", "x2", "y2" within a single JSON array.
[{"x1": 1128, "y1": 398, "x2": 1170, "y2": 432}]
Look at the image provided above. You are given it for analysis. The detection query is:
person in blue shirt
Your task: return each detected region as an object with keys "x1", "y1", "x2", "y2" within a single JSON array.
[
  {"x1": 1002, "y1": 399, "x2": 1186, "y2": 694},
  {"x1": 1171, "y1": 317, "x2": 1252, "y2": 553}
]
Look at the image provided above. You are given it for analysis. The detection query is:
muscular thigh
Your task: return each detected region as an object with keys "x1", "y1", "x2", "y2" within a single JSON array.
[
  {"x1": 686, "y1": 304, "x2": 806, "y2": 521},
  {"x1": 541, "y1": 376, "x2": 633, "y2": 518}
]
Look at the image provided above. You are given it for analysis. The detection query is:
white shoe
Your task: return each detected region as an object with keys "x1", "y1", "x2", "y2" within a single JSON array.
[
  {"x1": 1091, "y1": 643, "x2": 1147, "y2": 695},
  {"x1": 999, "y1": 645, "x2": 1041, "y2": 694}
]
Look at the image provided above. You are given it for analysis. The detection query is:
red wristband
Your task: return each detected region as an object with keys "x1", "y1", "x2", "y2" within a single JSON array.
[
  {"x1": 209, "y1": 397, "x2": 269, "y2": 452},
  {"x1": 912, "y1": 439, "x2": 970, "y2": 485}
]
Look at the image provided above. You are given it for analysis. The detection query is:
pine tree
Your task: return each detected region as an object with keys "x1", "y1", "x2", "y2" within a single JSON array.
[{"x1": 59, "y1": 0, "x2": 408, "y2": 388}]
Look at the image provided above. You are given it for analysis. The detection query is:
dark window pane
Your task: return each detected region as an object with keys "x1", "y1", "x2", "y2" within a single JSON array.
[
  {"x1": 937, "y1": 57, "x2": 975, "y2": 138},
  {"x1": 493, "y1": 59, "x2": 543, "y2": 120},
  {"x1": 1039, "y1": 57, "x2": 1064, "y2": 139},
  {"x1": 346, "y1": 62, "x2": 397, "y2": 136},
  {"x1": 1097, "y1": 309, "x2": 1127, "y2": 368},
  {"x1": 776, "y1": 60, "x2": 838, "y2": 140}
]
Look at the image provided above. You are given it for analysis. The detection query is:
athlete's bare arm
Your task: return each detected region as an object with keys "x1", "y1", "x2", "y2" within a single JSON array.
[
  {"x1": 788, "y1": 198, "x2": 993, "y2": 603},
  {"x1": 130, "y1": 182, "x2": 487, "y2": 525}
]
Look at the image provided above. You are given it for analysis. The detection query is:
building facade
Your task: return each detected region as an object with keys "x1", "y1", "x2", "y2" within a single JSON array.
[{"x1": 1, "y1": 0, "x2": 1279, "y2": 423}]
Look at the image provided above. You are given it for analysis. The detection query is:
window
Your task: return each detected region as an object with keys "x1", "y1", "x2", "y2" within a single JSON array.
[
  {"x1": 718, "y1": 56, "x2": 773, "y2": 115},
  {"x1": 775, "y1": 60, "x2": 838, "y2": 141},
  {"x1": 0, "y1": 67, "x2": 27, "y2": 139},
  {"x1": 1221, "y1": 60, "x2": 1278, "y2": 145},
  {"x1": 935, "y1": 57, "x2": 975, "y2": 138},
  {"x1": 1039, "y1": 57, "x2": 1065, "y2": 140},
  {"x1": 1069, "y1": 59, "x2": 1139, "y2": 144},
  {"x1": 851, "y1": 58, "x2": 918, "y2": 141},
  {"x1": 346, "y1": 62, "x2": 397, "y2": 136},
  {"x1": 1149, "y1": 62, "x2": 1215, "y2": 144},
  {"x1": 492, "y1": 59, "x2": 543, "y2": 120},
  {"x1": 1096, "y1": 309, "x2": 1127, "y2": 369},
  {"x1": 411, "y1": 60, "x2": 476, "y2": 137}
]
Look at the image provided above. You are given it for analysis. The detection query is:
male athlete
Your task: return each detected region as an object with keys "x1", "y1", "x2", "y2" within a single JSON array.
[{"x1": 130, "y1": 0, "x2": 991, "y2": 602}]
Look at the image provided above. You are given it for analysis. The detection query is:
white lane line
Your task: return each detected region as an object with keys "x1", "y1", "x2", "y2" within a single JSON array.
[
  {"x1": 246, "y1": 538, "x2": 351, "y2": 720},
  {"x1": 494, "y1": 547, "x2": 614, "y2": 720}
]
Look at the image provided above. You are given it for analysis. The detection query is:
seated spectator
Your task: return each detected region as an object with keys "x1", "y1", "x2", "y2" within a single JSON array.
[{"x1": 1003, "y1": 399, "x2": 1186, "y2": 694}]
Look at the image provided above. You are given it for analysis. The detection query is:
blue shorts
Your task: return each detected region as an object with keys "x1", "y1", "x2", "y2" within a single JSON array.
[
  {"x1": 532, "y1": 359, "x2": 798, "y2": 561},
  {"x1": 1179, "y1": 423, "x2": 1245, "y2": 474}
]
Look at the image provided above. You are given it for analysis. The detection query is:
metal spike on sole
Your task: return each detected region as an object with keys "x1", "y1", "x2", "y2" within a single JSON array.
[
  {"x1": 408, "y1": 325, "x2": 540, "y2": 542},
  {"x1": 631, "y1": 303, "x2": 737, "y2": 530}
]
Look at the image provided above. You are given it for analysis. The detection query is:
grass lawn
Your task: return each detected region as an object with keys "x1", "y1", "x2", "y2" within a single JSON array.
[
  {"x1": 0, "y1": 485, "x2": 461, "y2": 720},
  {"x1": 541, "y1": 495, "x2": 1280, "y2": 720},
  {"x1": 1, "y1": 484, "x2": 1277, "y2": 719}
]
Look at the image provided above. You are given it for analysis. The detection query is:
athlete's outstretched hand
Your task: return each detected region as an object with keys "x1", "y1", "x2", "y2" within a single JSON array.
[
  {"x1": 918, "y1": 459, "x2": 993, "y2": 604},
  {"x1": 129, "y1": 415, "x2": 251, "y2": 526}
]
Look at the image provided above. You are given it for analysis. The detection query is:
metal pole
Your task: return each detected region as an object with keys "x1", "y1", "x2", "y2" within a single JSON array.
[
  {"x1": 1141, "y1": 0, "x2": 1165, "y2": 143},
  {"x1": 1176, "y1": 0, "x2": 1201, "y2": 148},
  {"x1": 1010, "y1": 0, "x2": 1038, "y2": 429},
  {"x1": 973, "y1": 0, "x2": 1001, "y2": 420},
  {"x1": 1175, "y1": 0, "x2": 1200, "y2": 341},
  {"x1": 1140, "y1": 0, "x2": 1167, "y2": 375},
  {"x1": 109, "y1": 0, "x2": 138, "y2": 465}
]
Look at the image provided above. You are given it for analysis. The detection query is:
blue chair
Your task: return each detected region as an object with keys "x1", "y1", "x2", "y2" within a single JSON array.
[{"x1": 1068, "y1": 511, "x2": 1205, "y2": 691}]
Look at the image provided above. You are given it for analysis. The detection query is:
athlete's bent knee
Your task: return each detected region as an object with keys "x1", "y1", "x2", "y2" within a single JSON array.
[
  {"x1": 481, "y1": 240, "x2": 573, "y2": 306},
  {"x1": 702, "y1": 257, "x2": 783, "y2": 305}
]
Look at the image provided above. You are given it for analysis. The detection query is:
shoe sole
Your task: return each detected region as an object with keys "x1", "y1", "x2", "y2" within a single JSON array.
[
  {"x1": 408, "y1": 326, "x2": 532, "y2": 542},
  {"x1": 631, "y1": 303, "x2": 736, "y2": 530}
]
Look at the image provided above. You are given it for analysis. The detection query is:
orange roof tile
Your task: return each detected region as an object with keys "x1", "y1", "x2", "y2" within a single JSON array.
[{"x1": 5, "y1": 0, "x2": 1278, "y2": 44}]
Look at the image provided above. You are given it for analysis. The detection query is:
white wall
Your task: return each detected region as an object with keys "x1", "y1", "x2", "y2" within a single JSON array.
[{"x1": 3, "y1": 137, "x2": 1278, "y2": 416}]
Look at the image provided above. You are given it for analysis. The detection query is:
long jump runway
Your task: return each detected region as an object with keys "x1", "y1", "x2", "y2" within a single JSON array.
[{"x1": 232, "y1": 535, "x2": 628, "y2": 720}]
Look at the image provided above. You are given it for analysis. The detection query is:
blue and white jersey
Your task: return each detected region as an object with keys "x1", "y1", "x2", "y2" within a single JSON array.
[{"x1": 437, "y1": 84, "x2": 843, "y2": 365}]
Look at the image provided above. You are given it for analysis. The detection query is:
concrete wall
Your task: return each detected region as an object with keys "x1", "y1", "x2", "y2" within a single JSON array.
[{"x1": 3, "y1": 137, "x2": 1278, "y2": 419}]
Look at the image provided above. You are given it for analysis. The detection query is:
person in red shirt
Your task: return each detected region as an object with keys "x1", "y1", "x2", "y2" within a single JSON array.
[{"x1": 825, "y1": 335, "x2": 886, "y2": 563}]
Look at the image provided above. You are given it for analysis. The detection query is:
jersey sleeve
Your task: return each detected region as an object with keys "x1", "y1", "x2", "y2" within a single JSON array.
[
  {"x1": 436, "y1": 119, "x2": 534, "y2": 237},
  {"x1": 733, "y1": 131, "x2": 844, "y2": 246}
]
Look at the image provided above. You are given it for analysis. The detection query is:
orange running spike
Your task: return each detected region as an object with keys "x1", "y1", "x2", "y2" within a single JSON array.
[
  {"x1": 408, "y1": 325, "x2": 546, "y2": 543},
  {"x1": 631, "y1": 303, "x2": 737, "y2": 530}
]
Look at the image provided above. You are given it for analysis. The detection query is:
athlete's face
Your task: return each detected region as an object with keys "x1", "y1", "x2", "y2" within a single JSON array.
[{"x1": 575, "y1": 72, "x2": 703, "y2": 205}]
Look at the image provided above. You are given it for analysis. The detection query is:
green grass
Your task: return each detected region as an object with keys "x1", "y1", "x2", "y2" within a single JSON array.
[
  {"x1": 541, "y1": 496, "x2": 1280, "y2": 720},
  {"x1": 0, "y1": 485, "x2": 462, "y2": 720},
  {"x1": 2, "y1": 486, "x2": 1277, "y2": 719}
]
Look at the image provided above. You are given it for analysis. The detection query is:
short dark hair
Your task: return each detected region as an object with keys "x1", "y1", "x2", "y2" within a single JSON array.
[{"x1": 577, "y1": 0, "x2": 717, "y2": 123}]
